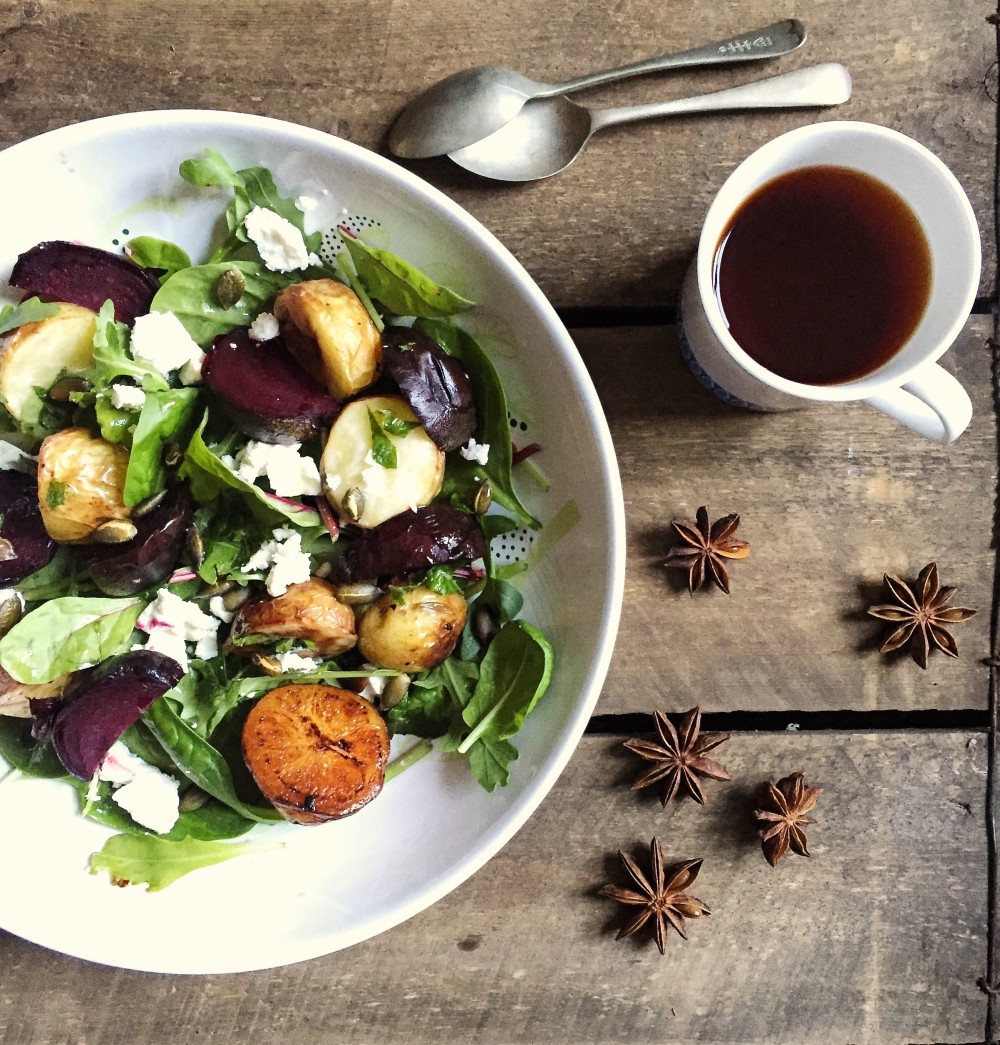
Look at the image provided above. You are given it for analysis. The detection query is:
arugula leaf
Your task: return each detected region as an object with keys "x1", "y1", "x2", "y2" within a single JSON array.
[
  {"x1": 179, "y1": 149, "x2": 245, "y2": 189},
  {"x1": 122, "y1": 387, "x2": 200, "y2": 506},
  {"x1": 339, "y1": 230, "x2": 473, "y2": 318},
  {"x1": 89, "y1": 832, "x2": 281, "y2": 891},
  {"x1": 0, "y1": 595, "x2": 145, "y2": 684},
  {"x1": 150, "y1": 261, "x2": 293, "y2": 346},
  {"x1": 425, "y1": 565, "x2": 462, "y2": 596},
  {"x1": 124, "y1": 237, "x2": 192, "y2": 280},
  {"x1": 385, "y1": 682, "x2": 453, "y2": 738},
  {"x1": 416, "y1": 318, "x2": 538, "y2": 528},
  {"x1": 459, "y1": 620, "x2": 553, "y2": 752},
  {"x1": 367, "y1": 407, "x2": 397, "y2": 468},
  {"x1": 0, "y1": 297, "x2": 60, "y2": 337},
  {"x1": 16, "y1": 546, "x2": 95, "y2": 602},
  {"x1": 91, "y1": 299, "x2": 169, "y2": 391},
  {"x1": 466, "y1": 736, "x2": 518, "y2": 792}
]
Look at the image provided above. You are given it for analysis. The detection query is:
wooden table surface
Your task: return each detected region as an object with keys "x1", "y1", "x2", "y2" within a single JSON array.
[{"x1": 0, "y1": 2, "x2": 997, "y2": 1043}]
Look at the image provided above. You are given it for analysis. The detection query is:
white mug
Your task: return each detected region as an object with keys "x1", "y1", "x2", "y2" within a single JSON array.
[{"x1": 677, "y1": 121, "x2": 981, "y2": 442}]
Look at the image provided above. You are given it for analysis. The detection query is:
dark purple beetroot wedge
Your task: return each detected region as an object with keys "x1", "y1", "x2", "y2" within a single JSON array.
[
  {"x1": 0, "y1": 469, "x2": 56, "y2": 583},
  {"x1": 381, "y1": 327, "x2": 477, "y2": 452},
  {"x1": 88, "y1": 484, "x2": 193, "y2": 596},
  {"x1": 51, "y1": 650, "x2": 184, "y2": 780},
  {"x1": 10, "y1": 241, "x2": 160, "y2": 326},
  {"x1": 337, "y1": 503, "x2": 487, "y2": 583},
  {"x1": 203, "y1": 328, "x2": 339, "y2": 444}
]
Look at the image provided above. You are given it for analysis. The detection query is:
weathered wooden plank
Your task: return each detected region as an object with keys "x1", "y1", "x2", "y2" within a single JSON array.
[
  {"x1": 0, "y1": 0, "x2": 992, "y2": 308},
  {"x1": 575, "y1": 317, "x2": 995, "y2": 714},
  {"x1": 0, "y1": 732, "x2": 986, "y2": 1044}
]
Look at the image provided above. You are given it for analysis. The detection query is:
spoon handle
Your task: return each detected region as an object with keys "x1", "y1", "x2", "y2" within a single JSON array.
[
  {"x1": 589, "y1": 62, "x2": 853, "y2": 132},
  {"x1": 547, "y1": 19, "x2": 807, "y2": 96}
]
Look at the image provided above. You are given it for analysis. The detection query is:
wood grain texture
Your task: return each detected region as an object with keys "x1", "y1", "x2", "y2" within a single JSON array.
[
  {"x1": 579, "y1": 317, "x2": 995, "y2": 714},
  {"x1": 0, "y1": 0, "x2": 993, "y2": 308},
  {"x1": 0, "y1": 731, "x2": 986, "y2": 1045}
]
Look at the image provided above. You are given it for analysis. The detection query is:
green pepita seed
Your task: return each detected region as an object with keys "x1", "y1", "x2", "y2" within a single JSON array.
[
  {"x1": 341, "y1": 487, "x2": 365, "y2": 523},
  {"x1": 253, "y1": 653, "x2": 283, "y2": 677},
  {"x1": 92, "y1": 519, "x2": 138, "y2": 544},
  {"x1": 47, "y1": 376, "x2": 93, "y2": 403},
  {"x1": 221, "y1": 585, "x2": 251, "y2": 612},
  {"x1": 216, "y1": 267, "x2": 246, "y2": 309},
  {"x1": 162, "y1": 442, "x2": 184, "y2": 469},
  {"x1": 334, "y1": 582, "x2": 382, "y2": 607},
  {"x1": 131, "y1": 489, "x2": 167, "y2": 519},
  {"x1": 381, "y1": 673, "x2": 411, "y2": 710},
  {"x1": 0, "y1": 592, "x2": 23, "y2": 637},
  {"x1": 186, "y1": 526, "x2": 205, "y2": 567},
  {"x1": 473, "y1": 479, "x2": 493, "y2": 515}
]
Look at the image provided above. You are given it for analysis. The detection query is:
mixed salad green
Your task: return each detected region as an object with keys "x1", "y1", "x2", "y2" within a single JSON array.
[{"x1": 0, "y1": 150, "x2": 553, "y2": 890}]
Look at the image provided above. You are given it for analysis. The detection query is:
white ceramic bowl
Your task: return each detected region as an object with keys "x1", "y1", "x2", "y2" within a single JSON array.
[{"x1": 0, "y1": 111, "x2": 625, "y2": 973}]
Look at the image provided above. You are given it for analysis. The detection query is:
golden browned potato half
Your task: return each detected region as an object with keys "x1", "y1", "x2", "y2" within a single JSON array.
[
  {"x1": 230, "y1": 577, "x2": 357, "y2": 657},
  {"x1": 274, "y1": 279, "x2": 381, "y2": 400},
  {"x1": 321, "y1": 394, "x2": 445, "y2": 529},
  {"x1": 36, "y1": 427, "x2": 131, "y2": 543},
  {"x1": 0, "y1": 302, "x2": 97, "y2": 421},
  {"x1": 242, "y1": 684, "x2": 390, "y2": 824},
  {"x1": 357, "y1": 586, "x2": 467, "y2": 672}
]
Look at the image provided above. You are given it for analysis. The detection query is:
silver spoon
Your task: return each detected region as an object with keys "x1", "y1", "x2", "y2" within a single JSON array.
[
  {"x1": 388, "y1": 20, "x2": 807, "y2": 159},
  {"x1": 448, "y1": 62, "x2": 852, "y2": 182}
]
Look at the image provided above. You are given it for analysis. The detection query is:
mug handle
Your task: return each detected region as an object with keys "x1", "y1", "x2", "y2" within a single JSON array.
[{"x1": 863, "y1": 363, "x2": 972, "y2": 443}]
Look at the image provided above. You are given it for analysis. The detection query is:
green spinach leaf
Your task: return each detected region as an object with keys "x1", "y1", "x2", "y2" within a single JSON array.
[
  {"x1": 122, "y1": 387, "x2": 200, "y2": 506},
  {"x1": 0, "y1": 297, "x2": 60, "y2": 337},
  {"x1": 124, "y1": 237, "x2": 192, "y2": 281}
]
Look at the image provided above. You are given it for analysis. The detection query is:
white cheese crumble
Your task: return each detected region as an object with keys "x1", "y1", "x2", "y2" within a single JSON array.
[
  {"x1": 0, "y1": 440, "x2": 35, "y2": 472},
  {"x1": 459, "y1": 437, "x2": 490, "y2": 466},
  {"x1": 244, "y1": 206, "x2": 309, "y2": 273},
  {"x1": 208, "y1": 595, "x2": 235, "y2": 624},
  {"x1": 135, "y1": 588, "x2": 221, "y2": 670},
  {"x1": 130, "y1": 311, "x2": 206, "y2": 385},
  {"x1": 98, "y1": 741, "x2": 180, "y2": 835},
  {"x1": 109, "y1": 383, "x2": 146, "y2": 411},
  {"x1": 249, "y1": 311, "x2": 280, "y2": 341},
  {"x1": 232, "y1": 440, "x2": 322, "y2": 498},
  {"x1": 243, "y1": 527, "x2": 311, "y2": 596},
  {"x1": 274, "y1": 650, "x2": 314, "y2": 673},
  {"x1": 295, "y1": 195, "x2": 318, "y2": 212}
]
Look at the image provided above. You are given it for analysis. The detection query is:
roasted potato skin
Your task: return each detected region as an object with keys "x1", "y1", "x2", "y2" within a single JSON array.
[
  {"x1": 229, "y1": 577, "x2": 357, "y2": 657},
  {"x1": 0, "y1": 664, "x2": 76, "y2": 718},
  {"x1": 0, "y1": 302, "x2": 96, "y2": 421},
  {"x1": 242, "y1": 684, "x2": 390, "y2": 823},
  {"x1": 274, "y1": 279, "x2": 382, "y2": 400},
  {"x1": 36, "y1": 427, "x2": 131, "y2": 543},
  {"x1": 357, "y1": 586, "x2": 467, "y2": 672}
]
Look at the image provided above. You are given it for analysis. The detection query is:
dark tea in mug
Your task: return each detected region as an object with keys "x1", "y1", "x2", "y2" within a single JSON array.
[{"x1": 711, "y1": 165, "x2": 933, "y2": 385}]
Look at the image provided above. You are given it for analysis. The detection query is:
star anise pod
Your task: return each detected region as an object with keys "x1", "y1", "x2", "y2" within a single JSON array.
[
  {"x1": 866, "y1": 562, "x2": 976, "y2": 669},
  {"x1": 600, "y1": 838, "x2": 710, "y2": 954},
  {"x1": 623, "y1": 706, "x2": 731, "y2": 804},
  {"x1": 664, "y1": 505, "x2": 750, "y2": 593},
  {"x1": 754, "y1": 771, "x2": 822, "y2": 866}
]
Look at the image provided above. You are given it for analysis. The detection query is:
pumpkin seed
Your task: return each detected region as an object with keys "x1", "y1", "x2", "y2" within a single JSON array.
[
  {"x1": 162, "y1": 442, "x2": 184, "y2": 468},
  {"x1": 0, "y1": 538, "x2": 15, "y2": 563},
  {"x1": 47, "y1": 376, "x2": 93, "y2": 402},
  {"x1": 341, "y1": 487, "x2": 365, "y2": 523},
  {"x1": 186, "y1": 525, "x2": 205, "y2": 566},
  {"x1": 131, "y1": 489, "x2": 167, "y2": 519},
  {"x1": 216, "y1": 267, "x2": 246, "y2": 309},
  {"x1": 92, "y1": 519, "x2": 138, "y2": 544},
  {"x1": 253, "y1": 653, "x2": 283, "y2": 677},
  {"x1": 381, "y1": 673, "x2": 411, "y2": 710},
  {"x1": 197, "y1": 578, "x2": 236, "y2": 599},
  {"x1": 334, "y1": 581, "x2": 382, "y2": 607},
  {"x1": 0, "y1": 591, "x2": 23, "y2": 637},
  {"x1": 473, "y1": 605, "x2": 500, "y2": 646},
  {"x1": 178, "y1": 786, "x2": 210, "y2": 813},
  {"x1": 473, "y1": 479, "x2": 493, "y2": 515},
  {"x1": 221, "y1": 585, "x2": 251, "y2": 612}
]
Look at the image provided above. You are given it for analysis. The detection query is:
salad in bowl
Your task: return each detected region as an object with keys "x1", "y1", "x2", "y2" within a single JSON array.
[{"x1": 0, "y1": 112, "x2": 623, "y2": 973}]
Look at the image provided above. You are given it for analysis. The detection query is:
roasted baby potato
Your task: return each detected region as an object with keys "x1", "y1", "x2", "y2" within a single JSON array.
[
  {"x1": 0, "y1": 302, "x2": 97, "y2": 420},
  {"x1": 357, "y1": 585, "x2": 467, "y2": 671},
  {"x1": 242, "y1": 683, "x2": 390, "y2": 823},
  {"x1": 37, "y1": 427, "x2": 131, "y2": 543},
  {"x1": 274, "y1": 279, "x2": 381, "y2": 400},
  {"x1": 321, "y1": 394, "x2": 445, "y2": 529},
  {"x1": 229, "y1": 577, "x2": 357, "y2": 657}
]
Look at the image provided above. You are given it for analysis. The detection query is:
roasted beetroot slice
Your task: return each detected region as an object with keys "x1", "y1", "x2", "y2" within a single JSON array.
[
  {"x1": 381, "y1": 328, "x2": 477, "y2": 452},
  {"x1": 0, "y1": 469, "x2": 56, "y2": 583},
  {"x1": 10, "y1": 241, "x2": 160, "y2": 326},
  {"x1": 51, "y1": 650, "x2": 184, "y2": 780},
  {"x1": 337, "y1": 504, "x2": 487, "y2": 583},
  {"x1": 203, "y1": 328, "x2": 339, "y2": 444},
  {"x1": 88, "y1": 484, "x2": 193, "y2": 596}
]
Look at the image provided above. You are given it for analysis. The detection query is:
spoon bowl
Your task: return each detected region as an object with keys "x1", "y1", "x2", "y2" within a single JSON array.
[
  {"x1": 448, "y1": 62, "x2": 853, "y2": 182},
  {"x1": 388, "y1": 20, "x2": 807, "y2": 159}
]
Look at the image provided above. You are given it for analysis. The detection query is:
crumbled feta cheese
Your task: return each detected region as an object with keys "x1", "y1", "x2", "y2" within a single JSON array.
[
  {"x1": 0, "y1": 440, "x2": 34, "y2": 472},
  {"x1": 232, "y1": 440, "x2": 321, "y2": 497},
  {"x1": 295, "y1": 195, "x2": 318, "y2": 212},
  {"x1": 244, "y1": 206, "x2": 309, "y2": 273},
  {"x1": 274, "y1": 650, "x2": 314, "y2": 673},
  {"x1": 459, "y1": 437, "x2": 490, "y2": 466},
  {"x1": 109, "y1": 383, "x2": 146, "y2": 411},
  {"x1": 209, "y1": 595, "x2": 235, "y2": 624},
  {"x1": 135, "y1": 588, "x2": 221, "y2": 670},
  {"x1": 249, "y1": 311, "x2": 280, "y2": 341},
  {"x1": 358, "y1": 671, "x2": 387, "y2": 702},
  {"x1": 99, "y1": 741, "x2": 180, "y2": 835},
  {"x1": 130, "y1": 311, "x2": 206, "y2": 384},
  {"x1": 243, "y1": 527, "x2": 311, "y2": 596}
]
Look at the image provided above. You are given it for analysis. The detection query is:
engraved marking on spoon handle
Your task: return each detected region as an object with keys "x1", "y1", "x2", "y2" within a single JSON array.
[
  {"x1": 546, "y1": 19, "x2": 807, "y2": 96},
  {"x1": 588, "y1": 62, "x2": 853, "y2": 133}
]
